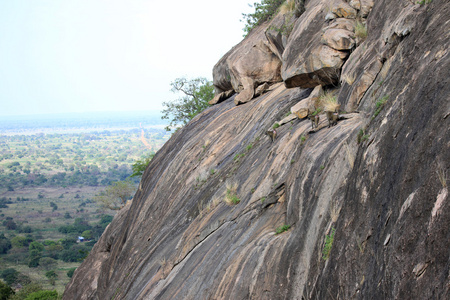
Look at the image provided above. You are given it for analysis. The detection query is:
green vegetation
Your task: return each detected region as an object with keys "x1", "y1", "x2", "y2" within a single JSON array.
[
  {"x1": 0, "y1": 129, "x2": 168, "y2": 190},
  {"x1": 311, "y1": 108, "x2": 322, "y2": 116},
  {"x1": 233, "y1": 153, "x2": 246, "y2": 163},
  {"x1": 373, "y1": 95, "x2": 389, "y2": 118},
  {"x1": 417, "y1": 0, "x2": 432, "y2": 4},
  {"x1": 242, "y1": 0, "x2": 285, "y2": 35},
  {"x1": 0, "y1": 280, "x2": 14, "y2": 300},
  {"x1": 94, "y1": 180, "x2": 135, "y2": 211},
  {"x1": 131, "y1": 153, "x2": 155, "y2": 178},
  {"x1": 24, "y1": 289, "x2": 58, "y2": 300},
  {"x1": 66, "y1": 268, "x2": 76, "y2": 279},
  {"x1": 275, "y1": 224, "x2": 291, "y2": 234},
  {"x1": 322, "y1": 227, "x2": 336, "y2": 260},
  {"x1": 0, "y1": 113, "x2": 167, "y2": 294},
  {"x1": 225, "y1": 182, "x2": 240, "y2": 205},
  {"x1": 355, "y1": 21, "x2": 367, "y2": 42},
  {"x1": 161, "y1": 77, "x2": 214, "y2": 131},
  {"x1": 357, "y1": 129, "x2": 370, "y2": 144},
  {"x1": 273, "y1": 123, "x2": 280, "y2": 129}
]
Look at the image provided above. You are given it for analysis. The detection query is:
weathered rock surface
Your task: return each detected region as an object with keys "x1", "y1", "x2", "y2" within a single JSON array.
[
  {"x1": 282, "y1": 0, "x2": 357, "y2": 88},
  {"x1": 64, "y1": 0, "x2": 450, "y2": 299},
  {"x1": 213, "y1": 19, "x2": 283, "y2": 106}
]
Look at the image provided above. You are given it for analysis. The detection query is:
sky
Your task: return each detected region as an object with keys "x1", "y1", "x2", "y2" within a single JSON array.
[{"x1": 0, "y1": 0, "x2": 254, "y2": 116}]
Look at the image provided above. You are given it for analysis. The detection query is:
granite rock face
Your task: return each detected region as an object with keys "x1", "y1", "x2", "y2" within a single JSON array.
[{"x1": 64, "y1": 0, "x2": 450, "y2": 299}]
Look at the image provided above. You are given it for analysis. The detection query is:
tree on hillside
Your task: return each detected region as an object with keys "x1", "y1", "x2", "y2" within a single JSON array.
[
  {"x1": 241, "y1": 0, "x2": 285, "y2": 35},
  {"x1": 95, "y1": 180, "x2": 135, "y2": 210},
  {"x1": 161, "y1": 77, "x2": 214, "y2": 131},
  {"x1": 130, "y1": 153, "x2": 155, "y2": 178}
]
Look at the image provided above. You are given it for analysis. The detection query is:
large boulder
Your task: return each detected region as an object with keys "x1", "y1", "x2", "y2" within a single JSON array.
[
  {"x1": 282, "y1": 0, "x2": 353, "y2": 88},
  {"x1": 213, "y1": 21, "x2": 283, "y2": 106}
]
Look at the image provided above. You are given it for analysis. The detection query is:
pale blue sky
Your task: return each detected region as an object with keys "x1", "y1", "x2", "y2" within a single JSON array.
[{"x1": 0, "y1": 0, "x2": 253, "y2": 116}]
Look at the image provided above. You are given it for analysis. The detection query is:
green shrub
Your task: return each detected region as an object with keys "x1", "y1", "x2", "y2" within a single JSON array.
[
  {"x1": 0, "y1": 268, "x2": 18, "y2": 285},
  {"x1": 373, "y1": 95, "x2": 389, "y2": 118},
  {"x1": 357, "y1": 129, "x2": 370, "y2": 144},
  {"x1": 322, "y1": 227, "x2": 336, "y2": 260},
  {"x1": 66, "y1": 267, "x2": 77, "y2": 278},
  {"x1": 24, "y1": 290, "x2": 58, "y2": 300},
  {"x1": 275, "y1": 224, "x2": 291, "y2": 234},
  {"x1": 225, "y1": 182, "x2": 240, "y2": 205}
]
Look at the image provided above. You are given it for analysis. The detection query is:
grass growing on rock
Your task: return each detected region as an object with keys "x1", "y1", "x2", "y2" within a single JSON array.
[
  {"x1": 373, "y1": 95, "x2": 389, "y2": 118},
  {"x1": 355, "y1": 21, "x2": 368, "y2": 42},
  {"x1": 224, "y1": 181, "x2": 240, "y2": 205},
  {"x1": 322, "y1": 227, "x2": 336, "y2": 260},
  {"x1": 275, "y1": 224, "x2": 291, "y2": 234}
]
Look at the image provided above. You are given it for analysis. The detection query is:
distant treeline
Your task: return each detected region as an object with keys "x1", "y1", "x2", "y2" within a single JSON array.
[
  {"x1": 0, "y1": 127, "x2": 169, "y2": 190},
  {"x1": 0, "y1": 166, "x2": 133, "y2": 190}
]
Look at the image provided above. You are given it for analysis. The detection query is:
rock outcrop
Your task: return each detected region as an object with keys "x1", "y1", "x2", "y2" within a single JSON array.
[{"x1": 64, "y1": 0, "x2": 449, "y2": 299}]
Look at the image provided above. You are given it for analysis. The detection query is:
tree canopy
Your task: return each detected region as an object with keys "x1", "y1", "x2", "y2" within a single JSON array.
[
  {"x1": 161, "y1": 77, "x2": 214, "y2": 131},
  {"x1": 131, "y1": 153, "x2": 155, "y2": 178},
  {"x1": 241, "y1": 0, "x2": 285, "y2": 35},
  {"x1": 94, "y1": 180, "x2": 135, "y2": 210}
]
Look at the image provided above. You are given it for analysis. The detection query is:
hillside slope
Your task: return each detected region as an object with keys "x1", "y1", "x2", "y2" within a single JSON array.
[{"x1": 64, "y1": 0, "x2": 449, "y2": 299}]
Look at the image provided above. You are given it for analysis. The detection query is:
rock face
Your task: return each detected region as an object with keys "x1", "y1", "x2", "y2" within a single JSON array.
[{"x1": 64, "y1": 0, "x2": 450, "y2": 299}]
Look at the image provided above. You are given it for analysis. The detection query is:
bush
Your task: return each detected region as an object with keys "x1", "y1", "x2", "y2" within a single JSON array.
[
  {"x1": 3, "y1": 217, "x2": 17, "y2": 230},
  {"x1": 59, "y1": 245, "x2": 90, "y2": 262},
  {"x1": 9, "y1": 283, "x2": 42, "y2": 300},
  {"x1": 0, "y1": 268, "x2": 18, "y2": 285},
  {"x1": 0, "y1": 233, "x2": 11, "y2": 254},
  {"x1": 44, "y1": 270, "x2": 57, "y2": 285},
  {"x1": 275, "y1": 224, "x2": 291, "y2": 234},
  {"x1": 23, "y1": 290, "x2": 58, "y2": 300},
  {"x1": 66, "y1": 267, "x2": 76, "y2": 278},
  {"x1": 322, "y1": 227, "x2": 336, "y2": 260},
  {"x1": 39, "y1": 257, "x2": 57, "y2": 271},
  {"x1": 0, "y1": 281, "x2": 14, "y2": 300}
]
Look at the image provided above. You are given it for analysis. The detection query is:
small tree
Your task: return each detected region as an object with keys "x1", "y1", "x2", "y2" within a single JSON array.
[
  {"x1": 95, "y1": 181, "x2": 135, "y2": 210},
  {"x1": 131, "y1": 153, "x2": 155, "y2": 178},
  {"x1": 39, "y1": 257, "x2": 57, "y2": 271},
  {"x1": 161, "y1": 77, "x2": 214, "y2": 131}
]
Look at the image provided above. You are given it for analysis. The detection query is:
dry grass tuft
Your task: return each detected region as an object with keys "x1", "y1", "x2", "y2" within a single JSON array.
[
  {"x1": 436, "y1": 162, "x2": 447, "y2": 188},
  {"x1": 320, "y1": 91, "x2": 340, "y2": 112},
  {"x1": 280, "y1": 0, "x2": 296, "y2": 14},
  {"x1": 355, "y1": 21, "x2": 367, "y2": 42},
  {"x1": 224, "y1": 181, "x2": 240, "y2": 205},
  {"x1": 342, "y1": 72, "x2": 356, "y2": 85},
  {"x1": 330, "y1": 201, "x2": 341, "y2": 223}
]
